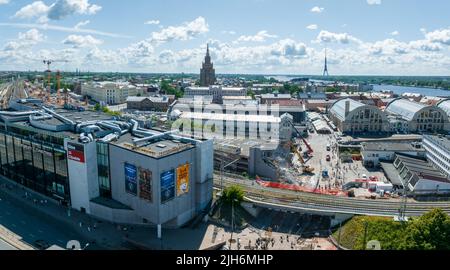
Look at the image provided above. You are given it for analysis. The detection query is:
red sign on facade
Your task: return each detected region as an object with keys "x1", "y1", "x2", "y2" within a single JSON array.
[{"x1": 67, "y1": 143, "x2": 85, "y2": 163}]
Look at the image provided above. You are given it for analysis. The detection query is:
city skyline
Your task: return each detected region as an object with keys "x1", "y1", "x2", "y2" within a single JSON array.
[{"x1": 0, "y1": 0, "x2": 450, "y2": 75}]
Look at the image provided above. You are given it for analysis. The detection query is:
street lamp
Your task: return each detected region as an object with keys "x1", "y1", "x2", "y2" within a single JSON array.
[{"x1": 229, "y1": 198, "x2": 238, "y2": 250}]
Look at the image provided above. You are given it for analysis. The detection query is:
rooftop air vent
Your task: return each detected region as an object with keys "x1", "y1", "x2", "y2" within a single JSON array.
[{"x1": 156, "y1": 144, "x2": 167, "y2": 148}]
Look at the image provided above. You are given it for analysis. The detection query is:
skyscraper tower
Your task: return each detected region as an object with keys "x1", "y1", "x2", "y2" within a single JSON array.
[
  {"x1": 323, "y1": 49, "x2": 329, "y2": 77},
  {"x1": 200, "y1": 44, "x2": 216, "y2": 86}
]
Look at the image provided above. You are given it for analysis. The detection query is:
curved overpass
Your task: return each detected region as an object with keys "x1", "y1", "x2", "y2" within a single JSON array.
[{"x1": 214, "y1": 175, "x2": 450, "y2": 217}]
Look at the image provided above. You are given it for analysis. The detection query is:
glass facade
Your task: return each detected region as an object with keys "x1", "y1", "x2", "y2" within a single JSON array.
[
  {"x1": 0, "y1": 131, "x2": 70, "y2": 204},
  {"x1": 97, "y1": 142, "x2": 111, "y2": 198}
]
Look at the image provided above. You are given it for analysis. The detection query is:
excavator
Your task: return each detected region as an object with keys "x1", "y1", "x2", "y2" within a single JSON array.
[{"x1": 286, "y1": 119, "x2": 315, "y2": 174}]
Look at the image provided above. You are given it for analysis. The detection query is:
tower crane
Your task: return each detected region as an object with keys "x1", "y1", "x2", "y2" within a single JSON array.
[{"x1": 42, "y1": 59, "x2": 69, "y2": 104}]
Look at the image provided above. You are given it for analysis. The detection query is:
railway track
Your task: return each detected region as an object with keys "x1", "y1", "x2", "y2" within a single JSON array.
[{"x1": 214, "y1": 177, "x2": 450, "y2": 216}]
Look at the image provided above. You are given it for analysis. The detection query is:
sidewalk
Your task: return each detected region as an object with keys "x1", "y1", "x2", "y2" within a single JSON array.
[
  {"x1": 0, "y1": 176, "x2": 212, "y2": 250},
  {"x1": 0, "y1": 176, "x2": 154, "y2": 250}
]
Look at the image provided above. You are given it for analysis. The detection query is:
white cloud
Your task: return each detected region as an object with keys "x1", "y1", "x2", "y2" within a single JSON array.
[
  {"x1": 311, "y1": 6, "x2": 324, "y2": 13},
  {"x1": 74, "y1": 20, "x2": 90, "y2": 29},
  {"x1": 306, "y1": 24, "x2": 318, "y2": 30},
  {"x1": 14, "y1": 0, "x2": 102, "y2": 21},
  {"x1": 425, "y1": 28, "x2": 450, "y2": 45},
  {"x1": 62, "y1": 34, "x2": 103, "y2": 48},
  {"x1": 14, "y1": 1, "x2": 51, "y2": 19},
  {"x1": 367, "y1": 0, "x2": 382, "y2": 5},
  {"x1": 2, "y1": 29, "x2": 45, "y2": 52},
  {"x1": 144, "y1": 20, "x2": 160, "y2": 25},
  {"x1": 0, "y1": 0, "x2": 10, "y2": 5},
  {"x1": 47, "y1": 0, "x2": 101, "y2": 20},
  {"x1": 149, "y1": 16, "x2": 209, "y2": 44},
  {"x1": 235, "y1": 30, "x2": 277, "y2": 43},
  {"x1": 390, "y1": 31, "x2": 399, "y2": 36},
  {"x1": 0, "y1": 22, "x2": 131, "y2": 38},
  {"x1": 315, "y1": 30, "x2": 361, "y2": 44}
]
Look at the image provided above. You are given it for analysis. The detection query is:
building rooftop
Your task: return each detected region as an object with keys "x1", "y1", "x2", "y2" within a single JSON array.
[
  {"x1": 396, "y1": 153, "x2": 449, "y2": 184},
  {"x1": 423, "y1": 135, "x2": 450, "y2": 151},
  {"x1": 362, "y1": 142, "x2": 424, "y2": 152},
  {"x1": 180, "y1": 111, "x2": 282, "y2": 123},
  {"x1": 329, "y1": 98, "x2": 366, "y2": 121},
  {"x1": 261, "y1": 94, "x2": 292, "y2": 99},
  {"x1": 113, "y1": 133, "x2": 195, "y2": 159},
  {"x1": 385, "y1": 98, "x2": 427, "y2": 121},
  {"x1": 437, "y1": 98, "x2": 450, "y2": 117}
]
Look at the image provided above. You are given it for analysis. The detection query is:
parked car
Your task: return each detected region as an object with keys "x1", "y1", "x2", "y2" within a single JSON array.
[{"x1": 326, "y1": 155, "x2": 331, "y2": 162}]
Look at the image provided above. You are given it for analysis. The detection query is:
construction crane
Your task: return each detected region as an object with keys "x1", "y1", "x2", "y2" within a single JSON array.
[
  {"x1": 42, "y1": 59, "x2": 69, "y2": 105},
  {"x1": 42, "y1": 59, "x2": 69, "y2": 89}
]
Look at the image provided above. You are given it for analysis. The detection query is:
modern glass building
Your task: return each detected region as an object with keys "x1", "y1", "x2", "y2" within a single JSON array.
[{"x1": 0, "y1": 124, "x2": 70, "y2": 204}]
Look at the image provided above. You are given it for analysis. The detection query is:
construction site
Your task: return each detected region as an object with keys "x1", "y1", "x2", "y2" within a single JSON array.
[{"x1": 1, "y1": 60, "x2": 88, "y2": 112}]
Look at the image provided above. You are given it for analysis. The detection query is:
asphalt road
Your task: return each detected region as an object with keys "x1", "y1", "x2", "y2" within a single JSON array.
[
  {"x1": 0, "y1": 238, "x2": 16, "y2": 250},
  {"x1": 0, "y1": 195, "x2": 89, "y2": 250}
]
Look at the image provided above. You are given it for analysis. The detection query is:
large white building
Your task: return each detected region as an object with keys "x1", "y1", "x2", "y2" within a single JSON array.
[
  {"x1": 423, "y1": 135, "x2": 450, "y2": 178},
  {"x1": 184, "y1": 85, "x2": 247, "y2": 104},
  {"x1": 175, "y1": 111, "x2": 293, "y2": 142},
  {"x1": 385, "y1": 98, "x2": 449, "y2": 133},
  {"x1": 328, "y1": 98, "x2": 390, "y2": 134},
  {"x1": 82, "y1": 81, "x2": 146, "y2": 105}
]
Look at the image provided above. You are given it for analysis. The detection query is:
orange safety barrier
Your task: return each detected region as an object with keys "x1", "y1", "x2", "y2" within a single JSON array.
[{"x1": 256, "y1": 178, "x2": 348, "y2": 197}]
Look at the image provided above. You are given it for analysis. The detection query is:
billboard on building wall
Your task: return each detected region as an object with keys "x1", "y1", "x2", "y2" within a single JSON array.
[
  {"x1": 160, "y1": 169, "x2": 175, "y2": 203},
  {"x1": 124, "y1": 163, "x2": 137, "y2": 196},
  {"x1": 139, "y1": 168, "x2": 153, "y2": 202},
  {"x1": 67, "y1": 142, "x2": 85, "y2": 163},
  {"x1": 176, "y1": 164, "x2": 190, "y2": 196}
]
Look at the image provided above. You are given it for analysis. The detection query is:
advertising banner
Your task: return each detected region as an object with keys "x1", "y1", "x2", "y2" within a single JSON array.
[
  {"x1": 160, "y1": 169, "x2": 175, "y2": 203},
  {"x1": 176, "y1": 164, "x2": 190, "y2": 196},
  {"x1": 139, "y1": 168, "x2": 153, "y2": 202},
  {"x1": 125, "y1": 163, "x2": 137, "y2": 196},
  {"x1": 67, "y1": 142, "x2": 85, "y2": 163}
]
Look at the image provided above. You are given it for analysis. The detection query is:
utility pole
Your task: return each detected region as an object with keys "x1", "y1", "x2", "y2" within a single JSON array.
[
  {"x1": 229, "y1": 199, "x2": 237, "y2": 250},
  {"x1": 362, "y1": 221, "x2": 368, "y2": 250},
  {"x1": 338, "y1": 221, "x2": 342, "y2": 247}
]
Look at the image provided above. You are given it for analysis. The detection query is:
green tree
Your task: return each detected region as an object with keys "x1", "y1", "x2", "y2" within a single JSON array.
[
  {"x1": 222, "y1": 185, "x2": 245, "y2": 205},
  {"x1": 94, "y1": 103, "x2": 101, "y2": 111},
  {"x1": 400, "y1": 209, "x2": 450, "y2": 250}
]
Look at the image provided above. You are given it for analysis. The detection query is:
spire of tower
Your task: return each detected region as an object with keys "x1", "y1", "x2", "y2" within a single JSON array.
[
  {"x1": 206, "y1": 43, "x2": 210, "y2": 57},
  {"x1": 323, "y1": 48, "x2": 329, "y2": 76}
]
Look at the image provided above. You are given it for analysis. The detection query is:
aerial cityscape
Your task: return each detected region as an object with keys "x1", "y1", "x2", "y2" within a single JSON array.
[{"x1": 1, "y1": 0, "x2": 450, "y2": 255}]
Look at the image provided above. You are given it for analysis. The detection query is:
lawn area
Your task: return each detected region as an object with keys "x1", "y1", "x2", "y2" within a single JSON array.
[{"x1": 333, "y1": 209, "x2": 450, "y2": 250}]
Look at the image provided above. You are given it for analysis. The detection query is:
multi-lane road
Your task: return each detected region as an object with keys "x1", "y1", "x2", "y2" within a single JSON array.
[{"x1": 214, "y1": 173, "x2": 450, "y2": 217}]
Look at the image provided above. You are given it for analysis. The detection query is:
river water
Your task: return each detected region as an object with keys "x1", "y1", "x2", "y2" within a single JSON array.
[{"x1": 372, "y1": 84, "x2": 450, "y2": 97}]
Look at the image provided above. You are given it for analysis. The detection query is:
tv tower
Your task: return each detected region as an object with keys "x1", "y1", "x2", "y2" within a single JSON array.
[{"x1": 323, "y1": 49, "x2": 329, "y2": 76}]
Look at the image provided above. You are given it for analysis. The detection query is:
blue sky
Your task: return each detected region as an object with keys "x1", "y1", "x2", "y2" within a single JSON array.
[{"x1": 0, "y1": 0, "x2": 450, "y2": 75}]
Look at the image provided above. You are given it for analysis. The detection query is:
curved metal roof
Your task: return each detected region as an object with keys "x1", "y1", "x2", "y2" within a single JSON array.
[
  {"x1": 385, "y1": 98, "x2": 427, "y2": 121},
  {"x1": 437, "y1": 98, "x2": 450, "y2": 117},
  {"x1": 329, "y1": 98, "x2": 365, "y2": 121}
]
